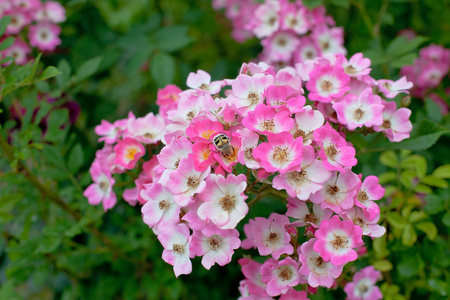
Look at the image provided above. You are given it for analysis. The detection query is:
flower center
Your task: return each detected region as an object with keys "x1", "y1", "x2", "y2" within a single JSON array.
[
  {"x1": 143, "y1": 132, "x2": 154, "y2": 139},
  {"x1": 345, "y1": 65, "x2": 357, "y2": 75},
  {"x1": 289, "y1": 170, "x2": 307, "y2": 184},
  {"x1": 331, "y1": 235, "x2": 347, "y2": 250},
  {"x1": 354, "y1": 217, "x2": 365, "y2": 227},
  {"x1": 158, "y1": 200, "x2": 170, "y2": 211},
  {"x1": 272, "y1": 146, "x2": 289, "y2": 163},
  {"x1": 187, "y1": 176, "x2": 199, "y2": 188},
  {"x1": 268, "y1": 232, "x2": 279, "y2": 243},
  {"x1": 248, "y1": 92, "x2": 260, "y2": 105},
  {"x1": 305, "y1": 213, "x2": 317, "y2": 224},
  {"x1": 201, "y1": 149, "x2": 211, "y2": 160},
  {"x1": 357, "y1": 190, "x2": 369, "y2": 203},
  {"x1": 99, "y1": 181, "x2": 109, "y2": 192},
  {"x1": 268, "y1": 16, "x2": 277, "y2": 26},
  {"x1": 187, "y1": 110, "x2": 196, "y2": 120},
  {"x1": 172, "y1": 244, "x2": 185, "y2": 254},
  {"x1": 325, "y1": 144, "x2": 338, "y2": 158},
  {"x1": 201, "y1": 130, "x2": 214, "y2": 139},
  {"x1": 174, "y1": 159, "x2": 180, "y2": 169},
  {"x1": 208, "y1": 235, "x2": 222, "y2": 251},
  {"x1": 219, "y1": 194, "x2": 236, "y2": 213},
  {"x1": 321, "y1": 80, "x2": 333, "y2": 91},
  {"x1": 244, "y1": 147, "x2": 254, "y2": 160},
  {"x1": 277, "y1": 37, "x2": 287, "y2": 46},
  {"x1": 358, "y1": 284, "x2": 369, "y2": 295},
  {"x1": 260, "y1": 120, "x2": 275, "y2": 131},
  {"x1": 125, "y1": 148, "x2": 138, "y2": 161},
  {"x1": 382, "y1": 120, "x2": 391, "y2": 129},
  {"x1": 314, "y1": 256, "x2": 325, "y2": 268},
  {"x1": 278, "y1": 266, "x2": 293, "y2": 281},
  {"x1": 200, "y1": 83, "x2": 209, "y2": 91},
  {"x1": 327, "y1": 185, "x2": 340, "y2": 195},
  {"x1": 354, "y1": 108, "x2": 365, "y2": 121},
  {"x1": 293, "y1": 128, "x2": 306, "y2": 140}
]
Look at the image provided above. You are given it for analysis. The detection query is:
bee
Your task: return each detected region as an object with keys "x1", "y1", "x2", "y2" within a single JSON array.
[{"x1": 212, "y1": 132, "x2": 236, "y2": 160}]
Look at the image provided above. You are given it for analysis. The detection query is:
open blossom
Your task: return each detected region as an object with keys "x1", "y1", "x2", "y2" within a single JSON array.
[
  {"x1": 306, "y1": 63, "x2": 350, "y2": 102},
  {"x1": 186, "y1": 69, "x2": 222, "y2": 94},
  {"x1": 247, "y1": 213, "x2": 294, "y2": 259},
  {"x1": 157, "y1": 223, "x2": 193, "y2": 277},
  {"x1": 114, "y1": 138, "x2": 145, "y2": 170},
  {"x1": 190, "y1": 228, "x2": 241, "y2": 270},
  {"x1": 314, "y1": 122, "x2": 357, "y2": 173},
  {"x1": 126, "y1": 112, "x2": 165, "y2": 144},
  {"x1": 197, "y1": 174, "x2": 248, "y2": 230},
  {"x1": 310, "y1": 169, "x2": 360, "y2": 214},
  {"x1": 83, "y1": 162, "x2": 116, "y2": 211},
  {"x1": 252, "y1": 132, "x2": 303, "y2": 173},
  {"x1": 261, "y1": 257, "x2": 300, "y2": 297},
  {"x1": 377, "y1": 76, "x2": 413, "y2": 98},
  {"x1": 343, "y1": 207, "x2": 386, "y2": 238},
  {"x1": 313, "y1": 215, "x2": 364, "y2": 266},
  {"x1": 286, "y1": 199, "x2": 333, "y2": 228},
  {"x1": 333, "y1": 88, "x2": 384, "y2": 130},
  {"x1": 299, "y1": 238, "x2": 343, "y2": 288},
  {"x1": 344, "y1": 266, "x2": 383, "y2": 300},
  {"x1": 229, "y1": 73, "x2": 274, "y2": 112},
  {"x1": 28, "y1": 22, "x2": 61, "y2": 51},
  {"x1": 242, "y1": 104, "x2": 294, "y2": 134},
  {"x1": 140, "y1": 183, "x2": 180, "y2": 230},
  {"x1": 355, "y1": 176, "x2": 385, "y2": 220},
  {"x1": 290, "y1": 106, "x2": 324, "y2": 145},
  {"x1": 238, "y1": 258, "x2": 268, "y2": 297},
  {"x1": 373, "y1": 101, "x2": 412, "y2": 142}
]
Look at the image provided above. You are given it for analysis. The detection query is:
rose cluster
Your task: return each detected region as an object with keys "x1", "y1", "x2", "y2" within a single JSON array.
[
  {"x1": 85, "y1": 53, "x2": 412, "y2": 297},
  {"x1": 212, "y1": 0, "x2": 346, "y2": 67},
  {"x1": 0, "y1": 0, "x2": 66, "y2": 65},
  {"x1": 400, "y1": 44, "x2": 450, "y2": 114}
]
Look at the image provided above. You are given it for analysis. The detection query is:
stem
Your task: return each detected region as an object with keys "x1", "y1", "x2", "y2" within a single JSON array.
[
  {"x1": 351, "y1": 0, "x2": 375, "y2": 37},
  {"x1": 373, "y1": 0, "x2": 390, "y2": 37},
  {"x1": 0, "y1": 133, "x2": 151, "y2": 270}
]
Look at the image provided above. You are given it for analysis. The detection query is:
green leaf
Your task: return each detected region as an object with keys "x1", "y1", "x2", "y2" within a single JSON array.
[
  {"x1": 0, "y1": 211, "x2": 14, "y2": 223},
  {"x1": 420, "y1": 175, "x2": 448, "y2": 188},
  {"x1": 303, "y1": 0, "x2": 323, "y2": 9},
  {"x1": 373, "y1": 260, "x2": 393, "y2": 272},
  {"x1": 390, "y1": 52, "x2": 417, "y2": 69},
  {"x1": 0, "y1": 16, "x2": 11, "y2": 36},
  {"x1": 56, "y1": 59, "x2": 72, "y2": 88},
  {"x1": 36, "y1": 237, "x2": 61, "y2": 254},
  {"x1": 385, "y1": 119, "x2": 450, "y2": 151},
  {"x1": 402, "y1": 224, "x2": 417, "y2": 246},
  {"x1": 400, "y1": 154, "x2": 427, "y2": 178},
  {"x1": 408, "y1": 211, "x2": 427, "y2": 223},
  {"x1": 0, "y1": 194, "x2": 22, "y2": 212},
  {"x1": 44, "y1": 109, "x2": 69, "y2": 142},
  {"x1": 442, "y1": 212, "x2": 450, "y2": 227},
  {"x1": 42, "y1": 145, "x2": 65, "y2": 167},
  {"x1": 433, "y1": 164, "x2": 450, "y2": 178},
  {"x1": 425, "y1": 98, "x2": 443, "y2": 123},
  {"x1": 413, "y1": 184, "x2": 432, "y2": 194},
  {"x1": 397, "y1": 252, "x2": 424, "y2": 278},
  {"x1": 386, "y1": 212, "x2": 408, "y2": 229},
  {"x1": 74, "y1": 56, "x2": 103, "y2": 82},
  {"x1": 373, "y1": 235, "x2": 390, "y2": 259},
  {"x1": 154, "y1": 26, "x2": 193, "y2": 52},
  {"x1": 0, "y1": 36, "x2": 15, "y2": 51},
  {"x1": 328, "y1": 0, "x2": 350, "y2": 8},
  {"x1": 38, "y1": 66, "x2": 62, "y2": 82},
  {"x1": 423, "y1": 195, "x2": 446, "y2": 214},
  {"x1": 415, "y1": 221, "x2": 437, "y2": 240},
  {"x1": 150, "y1": 52, "x2": 175, "y2": 88},
  {"x1": 67, "y1": 144, "x2": 84, "y2": 173},
  {"x1": 379, "y1": 171, "x2": 397, "y2": 184},
  {"x1": 386, "y1": 36, "x2": 428, "y2": 58},
  {"x1": 380, "y1": 150, "x2": 398, "y2": 168}
]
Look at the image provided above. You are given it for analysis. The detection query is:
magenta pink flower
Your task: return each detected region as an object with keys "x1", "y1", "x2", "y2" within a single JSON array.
[
  {"x1": 186, "y1": 69, "x2": 222, "y2": 94},
  {"x1": 83, "y1": 161, "x2": 117, "y2": 211},
  {"x1": 0, "y1": 38, "x2": 30, "y2": 65},
  {"x1": 299, "y1": 238, "x2": 343, "y2": 288},
  {"x1": 237, "y1": 128, "x2": 261, "y2": 169},
  {"x1": 189, "y1": 141, "x2": 216, "y2": 172},
  {"x1": 340, "y1": 53, "x2": 372, "y2": 78},
  {"x1": 280, "y1": 3, "x2": 308, "y2": 34},
  {"x1": 252, "y1": 132, "x2": 303, "y2": 173},
  {"x1": 310, "y1": 169, "x2": 360, "y2": 214},
  {"x1": 186, "y1": 118, "x2": 224, "y2": 143},
  {"x1": 314, "y1": 123, "x2": 357, "y2": 172},
  {"x1": 377, "y1": 76, "x2": 413, "y2": 98},
  {"x1": 238, "y1": 258, "x2": 268, "y2": 297},
  {"x1": 28, "y1": 22, "x2": 61, "y2": 51},
  {"x1": 126, "y1": 112, "x2": 165, "y2": 144},
  {"x1": 261, "y1": 31, "x2": 300, "y2": 62},
  {"x1": 290, "y1": 105, "x2": 324, "y2": 145},
  {"x1": 167, "y1": 158, "x2": 211, "y2": 207},
  {"x1": 242, "y1": 104, "x2": 294, "y2": 134},
  {"x1": 279, "y1": 288, "x2": 309, "y2": 300},
  {"x1": 34, "y1": 1, "x2": 66, "y2": 23},
  {"x1": 140, "y1": 183, "x2": 180, "y2": 230},
  {"x1": 306, "y1": 63, "x2": 350, "y2": 102},
  {"x1": 373, "y1": 101, "x2": 412, "y2": 142},
  {"x1": 344, "y1": 266, "x2": 383, "y2": 300},
  {"x1": 197, "y1": 174, "x2": 248, "y2": 229},
  {"x1": 190, "y1": 228, "x2": 241, "y2": 269},
  {"x1": 157, "y1": 223, "x2": 193, "y2": 277},
  {"x1": 313, "y1": 215, "x2": 364, "y2": 266},
  {"x1": 265, "y1": 85, "x2": 306, "y2": 113},
  {"x1": 343, "y1": 208, "x2": 386, "y2": 238},
  {"x1": 230, "y1": 73, "x2": 274, "y2": 112},
  {"x1": 5, "y1": 10, "x2": 32, "y2": 35},
  {"x1": 286, "y1": 199, "x2": 333, "y2": 228},
  {"x1": 272, "y1": 145, "x2": 331, "y2": 200},
  {"x1": 247, "y1": 213, "x2": 294, "y2": 259},
  {"x1": 114, "y1": 138, "x2": 145, "y2": 170},
  {"x1": 261, "y1": 257, "x2": 300, "y2": 296},
  {"x1": 333, "y1": 88, "x2": 384, "y2": 130},
  {"x1": 157, "y1": 137, "x2": 193, "y2": 185},
  {"x1": 355, "y1": 176, "x2": 384, "y2": 220},
  {"x1": 247, "y1": 1, "x2": 280, "y2": 38}
]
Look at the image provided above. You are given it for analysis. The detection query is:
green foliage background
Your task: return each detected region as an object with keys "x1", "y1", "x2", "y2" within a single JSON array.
[{"x1": 0, "y1": 0, "x2": 449, "y2": 299}]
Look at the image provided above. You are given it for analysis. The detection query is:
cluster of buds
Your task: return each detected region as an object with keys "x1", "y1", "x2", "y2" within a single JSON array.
[
  {"x1": 212, "y1": 0, "x2": 346, "y2": 67},
  {"x1": 85, "y1": 52, "x2": 412, "y2": 297},
  {"x1": 0, "y1": 0, "x2": 66, "y2": 65},
  {"x1": 400, "y1": 43, "x2": 450, "y2": 114}
]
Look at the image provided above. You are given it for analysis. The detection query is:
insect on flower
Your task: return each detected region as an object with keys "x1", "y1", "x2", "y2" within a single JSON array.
[{"x1": 212, "y1": 133, "x2": 237, "y2": 160}]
